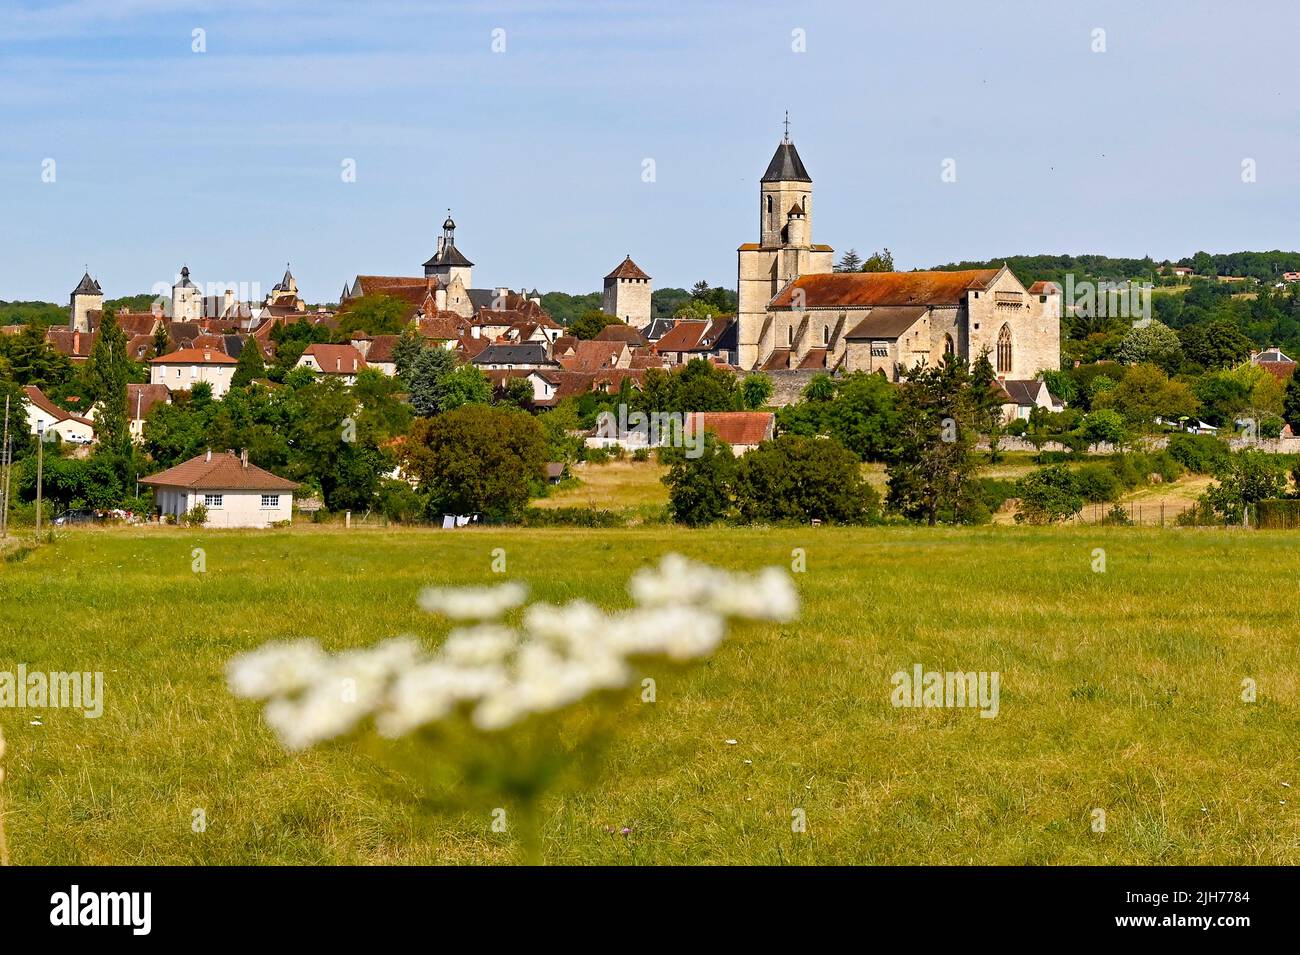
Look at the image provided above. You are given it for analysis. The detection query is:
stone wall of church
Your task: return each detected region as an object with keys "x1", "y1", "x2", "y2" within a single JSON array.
[
  {"x1": 966, "y1": 271, "x2": 1061, "y2": 379},
  {"x1": 71, "y1": 294, "x2": 101, "y2": 333}
]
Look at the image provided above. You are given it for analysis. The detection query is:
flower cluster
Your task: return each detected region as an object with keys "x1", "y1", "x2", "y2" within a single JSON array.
[{"x1": 227, "y1": 554, "x2": 798, "y2": 750}]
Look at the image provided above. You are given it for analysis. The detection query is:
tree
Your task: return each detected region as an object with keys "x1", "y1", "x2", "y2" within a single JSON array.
[
  {"x1": 1081, "y1": 408, "x2": 1127, "y2": 446},
  {"x1": 337, "y1": 294, "x2": 410, "y2": 337},
  {"x1": 231, "y1": 339, "x2": 266, "y2": 388},
  {"x1": 152, "y1": 323, "x2": 170, "y2": 359},
  {"x1": 392, "y1": 327, "x2": 427, "y2": 386},
  {"x1": 1092, "y1": 363, "x2": 1199, "y2": 430},
  {"x1": 1202, "y1": 450, "x2": 1286, "y2": 524},
  {"x1": 673, "y1": 299, "x2": 720, "y2": 321},
  {"x1": 85, "y1": 307, "x2": 130, "y2": 451},
  {"x1": 834, "y1": 249, "x2": 863, "y2": 272},
  {"x1": 1116, "y1": 320, "x2": 1182, "y2": 370},
  {"x1": 404, "y1": 405, "x2": 546, "y2": 522},
  {"x1": 3, "y1": 324, "x2": 73, "y2": 388},
  {"x1": 437, "y1": 365, "x2": 493, "y2": 413},
  {"x1": 1283, "y1": 371, "x2": 1300, "y2": 431},
  {"x1": 662, "y1": 433, "x2": 736, "y2": 526},
  {"x1": 733, "y1": 434, "x2": 878, "y2": 524},
  {"x1": 569, "y1": 310, "x2": 621, "y2": 340},
  {"x1": 969, "y1": 349, "x2": 1006, "y2": 461},
  {"x1": 1015, "y1": 465, "x2": 1084, "y2": 524},
  {"x1": 739, "y1": 373, "x2": 773, "y2": 410},
  {"x1": 885, "y1": 358, "x2": 979, "y2": 525},
  {"x1": 408, "y1": 347, "x2": 457, "y2": 416},
  {"x1": 1178, "y1": 320, "x2": 1253, "y2": 370},
  {"x1": 500, "y1": 376, "x2": 535, "y2": 410},
  {"x1": 860, "y1": 248, "x2": 895, "y2": 272}
]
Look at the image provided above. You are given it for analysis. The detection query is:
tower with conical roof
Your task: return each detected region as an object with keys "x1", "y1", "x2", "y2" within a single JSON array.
[
  {"x1": 69, "y1": 270, "x2": 103, "y2": 332},
  {"x1": 601, "y1": 255, "x2": 652, "y2": 329},
  {"x1": 736, "y1": 118, "x2": 833, "y2": 369}
]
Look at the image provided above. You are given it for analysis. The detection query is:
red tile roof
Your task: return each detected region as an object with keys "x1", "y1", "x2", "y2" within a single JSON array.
[
  {"x1": 127, "y1": 383, "x2": 171, "y2": 421},
  {"x1": 559, "y1": 340, "x2": 628, "y2": 372},
  {"x1": 770, "y1": 269, "x2": 1000, "y2": 309},
  {"x1": 152, "y1": 346, "x2": 237, "y2": 365},
  {"x1": 693, "y1": 411, "x2": 774, "y2": 447},
  {"x1": 605, "y1": 256, "x2": 650, "y2": 280},
  {"x1": 22, "y1": 385, "x2": 93, "y2": 426},
  {"x1": 301, "y1": 343, "x2": 366, "y2": 373},
  {"x1": 140, "y1": 451, "x2": 299, "y2": 491},
  {"x1": 594, "y1": 323, "x2": 647, "y2": 345}
]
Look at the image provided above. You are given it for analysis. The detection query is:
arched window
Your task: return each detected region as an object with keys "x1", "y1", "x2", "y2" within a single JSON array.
[
  {"x1": 822, "y1": 325, "x2": 830, "y2": 345},
  {"x1": 943, "y1": 333, "x2": 955, "y2": 355},
  {"x1": 787, "y1": 325, "x2": 793, "y2": 345},
  {"x1": 996, "y1": 324, "x2": 1012, "y2": 374}
]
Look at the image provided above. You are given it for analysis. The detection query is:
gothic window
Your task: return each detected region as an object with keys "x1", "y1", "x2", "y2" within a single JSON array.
[
  {"x1": 996, "y1": 324, "x2": 1012, "y2": 373},
  {"x1": 822, "y1": 326, "x2": 830, "y2": 345},
  {"x1": 943, "y1": 333, "x2": 955, "y2": 355}
]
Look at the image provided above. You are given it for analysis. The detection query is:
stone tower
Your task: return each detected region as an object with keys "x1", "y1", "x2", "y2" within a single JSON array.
[
  {"x1": 423, "y1": 213, "x2": 474, "y2": 289},
  {"x1": 602, "y1": 255, "x2": 652, "y2": 329},
  {"x1": 736, "y1": 125, "x2": 833, "y2": 368},
  {"x1": 69, "y1": 271, "x2": 103, "y2": 332},
  {"x1": 172, "y1": 266, "x2": 202, "y2": 321}
]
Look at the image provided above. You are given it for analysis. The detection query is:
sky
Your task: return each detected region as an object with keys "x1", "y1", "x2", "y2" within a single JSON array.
[{"x1": 3, "y1": 0, "x2": 1300, "y2": 305}]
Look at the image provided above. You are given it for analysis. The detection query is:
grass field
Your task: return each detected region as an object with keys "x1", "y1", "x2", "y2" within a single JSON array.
[{"x1": 1, "y1": 524, "x2": 1297, "y2": 865}]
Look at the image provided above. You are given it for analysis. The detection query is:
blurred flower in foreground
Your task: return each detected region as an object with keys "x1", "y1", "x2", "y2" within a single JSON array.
[{"x1": 227, "y1": 554, "x2": 799, "y2": 750}]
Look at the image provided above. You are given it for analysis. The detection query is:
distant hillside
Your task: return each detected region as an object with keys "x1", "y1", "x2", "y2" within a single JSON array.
[{"x1": 928, "y1": 251, "x2": 1300, "y2": 286}]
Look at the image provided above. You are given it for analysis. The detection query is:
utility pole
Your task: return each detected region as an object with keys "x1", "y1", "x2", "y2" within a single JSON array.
[
  {"x1": 1, "y1": 395, "x2": 10, "y2": 540},
  {"x1": 35, "y1": 422, "x2": 44, "y2": 537}
]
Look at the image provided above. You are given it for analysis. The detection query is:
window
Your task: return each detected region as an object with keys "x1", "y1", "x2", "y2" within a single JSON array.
[
  {"x1": 787, "y1": 326, "x2": 793, "y2": 345},
  {"x1": 822, "y1": 326, "x2": 829, "y2": 345},
  {"x1": 204, "y1": 493, "x2": 223, "y2": 507},
  {"x1": 871, "y1": 341, "x2": 888, "y2": 358},
  {"x1": 943, "y1": 334, "x2": 955, "y2": 355},
  {"x1": 261, "y1": 494, "x2": 279, "y2": 508},
  {"x1": 996, "y1": 324, "x2": 1012, "y2": 373}
]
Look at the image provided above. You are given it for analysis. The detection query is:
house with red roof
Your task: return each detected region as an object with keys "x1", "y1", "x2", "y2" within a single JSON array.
[
  {"x1": 21, "y1": 385, "x2": 95, "y2": 444},
  {"x1": 140, "y1": 449, "x2": 299, "y2": 528},
  {"x1": 296, "y1": 343, "x2": 367, "y2": 384},
  {"x1": 150, "y1": 346, "x2": 239, "y2": 397}
]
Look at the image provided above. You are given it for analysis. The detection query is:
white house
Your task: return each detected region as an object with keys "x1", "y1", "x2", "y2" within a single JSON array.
[
  {"x1": 150, "y1": 346, "x2": 237, "y2": 398},
  {"x1": 21, "y1": 385, "x2": 95, "y2": 444},
  {"x1": 140, "y1": 449, "x2": 299, "y2": 528},
  {"x1": 297, "y1": 343, "x2": 367, "y2": 384}
]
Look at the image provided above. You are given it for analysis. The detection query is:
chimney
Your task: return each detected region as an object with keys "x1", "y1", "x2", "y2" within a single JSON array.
[
  {"x1": 336, "y1": 357, "x2": 342, "y2": 372},
  {"x1": 240, "y1": 449, "x2": 249, "y2": 468},
  {"x1": 205, "y1": 449, "x2": 211, "y2": 462},
  {"x1": 203, "y1": 348, "x2": 211, "y2": 361},
  {"x1": 73, "y1": 330, "x2": 81, "y2": 353}
]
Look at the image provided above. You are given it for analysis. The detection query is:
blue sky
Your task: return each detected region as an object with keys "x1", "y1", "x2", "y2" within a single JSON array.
[{"x1": 3, "y1": 0, "x2": 1299, "y2": 304}]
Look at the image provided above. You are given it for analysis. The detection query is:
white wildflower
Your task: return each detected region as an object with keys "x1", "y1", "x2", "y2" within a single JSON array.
[
  {"x1": 629, "y1": 555, "x2": 799, "y2": 623},
  {"x1": 608, "y1": 605, "x2": 725, "y2": 661},
  {"x1": 709, "y1": 566, "x2": 799, "y2": 622},
  {"x1": 227, "y1": 639, "x2": 329, "y2": 700},
  {"x1": 378, "y1": 661, "x2": 508, "y2": 737},
  {"x1": 441, "y1": 625, "x2": 520, "y2": 666},
  {"x1": 418, "y1": 581, "x2": 528, "y2": 620}
]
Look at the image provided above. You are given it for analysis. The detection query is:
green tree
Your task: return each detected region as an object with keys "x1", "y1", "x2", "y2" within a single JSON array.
[
  {"x1": 3, "y1": 325, "x2": 73, "y2": 388},
  {"x1": 834, "y1": 249, "x2": 862, "y2": 272},
  {"x1": 500, "y1": 376, "x2": 535, "y2": 410},
  {"x1": 408, "y1": 347, "x2": 458, "y2": 416},
  {"x1": 1092, "y1": 363, "x2": 1199, "y2": 430},
  {"x1": 152, "y1": 323, "x2": 170, "y2": 359},
  {"x1": 1116, "y1": 320, "x2": 1183, "y2": 371},
  {"x1": 569, "y1": 310, "x2": 621, "y2": 340},
  {"x1": 230, "y1": 339, "x2": 266, "y2": 388},
  {"x1": 392, "y1": 327, "x2": 427, "y2": 386},
  {"x1": 860, "y1": 248, "x2": 895, "y2": 272},
  {"x1": 1202, "y1": 450, "x2": 1287, "y2": 524},
  {"x1": 1284, "y1": 372, "x2": 1300, "y2": 431},
  {"x1": 438, "y1": 365, "x2": 493, "y2": 412},
  {"x1": 885, "y1": 358, "x2": 979, "y2": 525},
  {"x1": 1014, "y1": 465, "x2": 1084, "y2": 524},
  {"x1": 337, "y1": 294, "x2": 410, "y2": 337},
  {"x1": 733, "y1": 434, "x2": 878, "y2": 524},
  {"x1": 662, "y1": 433, "x2": 736, "y2": 526},
  {"x1": 404, "y1": 405, "x2": 546, "y2": 522},
  {"x1": 969, "y1": 348, "x2": 1006, "y2": 461},
  {"x1": 739, "y1": 373, "x2": 773, "y2": 410},
  {"x1": 85, "y1": 307, "x2": 130, "y2": 451}
]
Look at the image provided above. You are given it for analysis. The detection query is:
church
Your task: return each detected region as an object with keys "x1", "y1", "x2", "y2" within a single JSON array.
[{"x1": 736, "y1": 130, "x2": 1060, "y2": 382}]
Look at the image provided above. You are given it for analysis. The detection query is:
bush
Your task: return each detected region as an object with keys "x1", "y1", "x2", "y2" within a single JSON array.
[
  {"x1": 185, "y1": 504, "x2": 209, "y2": 526},
  {"x1": 631, "y1": 447, "x2": 650, "y2": 462},
  {"x1": 1099, "y1": 503, "x2": 1134, "y2": 526},
  {"x1": 662, "y1": 434, "x2": 736, "y2": 526},
  {"x1": 733, "y1": 434, "x2": 879, "y2": 525},
  {"x1": 1015, "y1": 465, "x2": 1084, "y2": 524},
  {"x1": 1072, "y1": 463, "x2": 1123, "y2": 503},
  {"x1": 518, "y1": 507, "x2": 626, "y2": 527},
  {"x1": 1166, "y1": 432, "x2": 1230, "y2": 474}
]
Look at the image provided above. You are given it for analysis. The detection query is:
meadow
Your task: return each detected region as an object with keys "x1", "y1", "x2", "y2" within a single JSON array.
[{"x1": 1, "y1": 523, "x2": 1297, "y2": 865}]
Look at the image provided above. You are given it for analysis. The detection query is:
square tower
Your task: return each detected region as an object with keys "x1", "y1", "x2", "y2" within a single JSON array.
[{"x1": 602, "y1": 256, "x2": 653, "y2": 329}]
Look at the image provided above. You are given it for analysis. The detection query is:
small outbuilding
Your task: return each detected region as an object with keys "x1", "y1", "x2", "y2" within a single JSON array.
[{"x1": 140, "y1": 450, "x2": 299, "y2": 528}]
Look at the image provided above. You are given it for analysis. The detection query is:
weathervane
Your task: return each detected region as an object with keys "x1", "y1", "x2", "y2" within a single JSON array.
[{"x1": 783, "y1": 111, "x2": 790, "y2": 144}]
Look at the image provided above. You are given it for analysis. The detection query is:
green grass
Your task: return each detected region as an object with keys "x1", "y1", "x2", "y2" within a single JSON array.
[{"x1": 1, "y1": 524, "x2": 1297, "y2": 864}]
